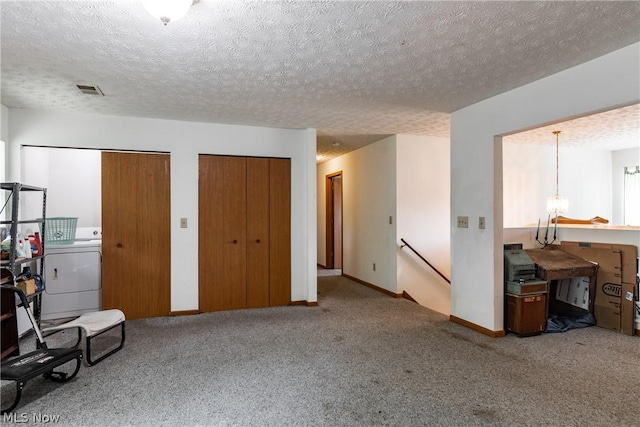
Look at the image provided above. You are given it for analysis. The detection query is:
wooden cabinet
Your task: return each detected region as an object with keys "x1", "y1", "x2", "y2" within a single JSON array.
[
  {"x1": 506, "y1": 293, "x2": 546, "y2": 336},
  {"x1": 198, "y1": 155, "x2": 291, "y2": 312},
  {"x1": 1, "y1": 286, "x2": 20, "y2": 360}
]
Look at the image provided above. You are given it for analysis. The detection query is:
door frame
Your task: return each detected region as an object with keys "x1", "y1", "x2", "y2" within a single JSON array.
[{"x1": 325, "y1": 171, "x2": 343, "y2": 269}]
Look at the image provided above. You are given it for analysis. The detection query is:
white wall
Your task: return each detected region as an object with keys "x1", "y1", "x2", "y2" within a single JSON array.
[
  {"x1": 1, "y1": 105, "x2": 7, "y2": 143},
  {"x1": 451, "y1": 42, "x2": 640, "y2": 332},
  {"x1": 613, "y1": 148, "x2": 640, "y2": 225},
  {"x1": 317, "y1": 136, "x2": 397, "y2": 293},
  {"x1": 1, "y1": 105, "x2": 7, "y2": 183},
  {"x1": 503, "y1": 143, "x2": 613, "y2": 227},
  {"x1": 396, "y1": 134, "x2": 450, "y2": 315},
  {"x1": 7, "y1": 109, "x2": 317, "y2": 311},
  {"x1": 21, "y1": 147, "x2": 102, "y2": 226}
]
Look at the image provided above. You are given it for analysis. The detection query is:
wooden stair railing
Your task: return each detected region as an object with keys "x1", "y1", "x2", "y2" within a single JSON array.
[{"x1": 400, "y1": 238, "x2": 451, "y2": 285}]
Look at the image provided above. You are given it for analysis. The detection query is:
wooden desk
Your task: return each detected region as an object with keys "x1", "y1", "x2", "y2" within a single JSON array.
[{"x1": 525, "y1": 246, "x2": 598, "y2": 318}]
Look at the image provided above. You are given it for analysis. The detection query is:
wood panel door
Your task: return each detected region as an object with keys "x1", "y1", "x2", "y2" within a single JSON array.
[
  {"x1": 332, "y1": 174, "x2": 343, "y2": 269},
  {"x1": 199, "y1": 155, "x2": 247, "y2": 312},
  {"x1": 269, "y1": 158, "x2": 291, "y2": 306},
  {"x1": 102, "y1": 152, "x2": 171, "y2": 320},
  {"x1": 325, "y1": 171, "x2": 342, "y2": 269},
  {"x1": 199, "y1": 155, "x2": 290, "y2": 312},
  {"x1": 246, "y1": 157, "x2": 270, "y2": 308}
]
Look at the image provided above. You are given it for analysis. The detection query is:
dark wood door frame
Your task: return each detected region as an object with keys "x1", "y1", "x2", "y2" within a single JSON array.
[{"x1": 325, "y1": 171, "x2": 343, "y2": 269}]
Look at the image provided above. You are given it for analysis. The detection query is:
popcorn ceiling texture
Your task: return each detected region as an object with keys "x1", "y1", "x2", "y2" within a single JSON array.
[
  {"x1": 504, "y1": 103, "x2": 640, "y2": 151},
  {"x1": 1, "y1": 1, "x2": 639, "y2": 159}
]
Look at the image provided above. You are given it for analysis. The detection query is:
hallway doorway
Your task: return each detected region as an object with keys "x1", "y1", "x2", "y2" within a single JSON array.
[{"x1": 325, "y1": 172, "x2": 343, "y2": 270}]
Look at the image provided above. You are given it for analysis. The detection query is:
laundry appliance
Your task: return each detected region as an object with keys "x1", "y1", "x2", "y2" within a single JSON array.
[{"x1": 41, "y1": 227, "x2": 102, "y2": 320}]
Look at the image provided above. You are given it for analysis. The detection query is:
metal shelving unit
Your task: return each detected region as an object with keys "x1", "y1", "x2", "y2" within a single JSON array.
[{"x1": 1, "y1": 182, "x2": 47, "y2": 327}]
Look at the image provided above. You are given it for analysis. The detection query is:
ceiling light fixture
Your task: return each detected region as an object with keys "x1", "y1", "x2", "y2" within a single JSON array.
[
  {"x1": 142, "y1": 0, "x2": 198, "y2": 26},
  {"x1": 546, "y1": 130, "x2": 569, "y2": 214}
]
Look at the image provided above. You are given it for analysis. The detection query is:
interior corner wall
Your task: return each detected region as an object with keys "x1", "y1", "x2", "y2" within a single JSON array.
[
  {"x1": 450, "y1": 42, "x2": 640, "y2": 332},
  {"x1": 316, "y1": 136, "x2": 398, "y2": 293},
  {"x1": 396, "y1": 134, "x2": 451, "y2": 315},
  {"x1": 7, "y1": 109, "x2": 317, "y2": 311}
]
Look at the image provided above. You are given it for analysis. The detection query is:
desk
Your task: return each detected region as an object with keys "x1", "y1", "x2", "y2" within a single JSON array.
[{"x1": 525, "y1": 247, "x2": 598, "y2": 319}]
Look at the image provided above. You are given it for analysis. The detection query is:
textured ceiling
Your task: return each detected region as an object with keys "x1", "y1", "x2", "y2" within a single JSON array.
[
  {"x1": 1, "y1": 1, "x2": 639, "y2": 161},
  {"x1": 504, "y1": 103, "x2": 639, "y2": 151}
]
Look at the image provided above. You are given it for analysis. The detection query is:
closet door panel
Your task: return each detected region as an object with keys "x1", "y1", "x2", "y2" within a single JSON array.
[
  {"x1": 102, "y1": 152, "x2": 171, "y2": 319},
  {"x1": 246, "y1": 157, "x2": 270, "y2": 308},
  {"x1": 269, "y1": 158, "x2": 291, "y2": 306},
  {"x1": 199, "y1": 155, "x2": 247, "y2": 312}
]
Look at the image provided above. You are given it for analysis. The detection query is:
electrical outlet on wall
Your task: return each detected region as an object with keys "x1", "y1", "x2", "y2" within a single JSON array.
[{"x1": 457, "y1": 216, "x2": 469, "y2": 228}]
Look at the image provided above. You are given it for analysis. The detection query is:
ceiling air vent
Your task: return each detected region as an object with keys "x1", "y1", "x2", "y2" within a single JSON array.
[{"x1": 76, "y1": 84, "x2": 104, "y2": 96}]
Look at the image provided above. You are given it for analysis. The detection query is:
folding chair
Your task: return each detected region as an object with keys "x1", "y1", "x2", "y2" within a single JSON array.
[{"x1": 42, "y1": 309, "x2": 125, "y2": 366}]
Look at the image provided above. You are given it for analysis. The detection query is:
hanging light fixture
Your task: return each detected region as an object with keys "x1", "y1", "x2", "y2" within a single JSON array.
[
  {"x1": 546, "y1": 130, "x2": 569, "y2": 214},
  {"x1": 142, "y1": 0, "x2": 197, "y2": 26}
]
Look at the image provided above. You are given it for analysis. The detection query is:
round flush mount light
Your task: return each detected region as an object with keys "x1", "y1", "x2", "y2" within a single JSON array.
[{"x1": 142, "y1": 0, "x2": 197, "y2": 25}]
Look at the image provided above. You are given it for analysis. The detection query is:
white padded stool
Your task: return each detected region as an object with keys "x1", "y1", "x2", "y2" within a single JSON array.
[{"x1": 42, "y1": 309, "x2": 125, "y2": 366}]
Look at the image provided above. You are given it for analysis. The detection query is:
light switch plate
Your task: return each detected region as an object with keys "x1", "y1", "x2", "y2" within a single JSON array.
[
  {"x1": 457, "y1": 216, "x2": 469, "y2": 228},
  {"x1": 180, "y1": 218, "x2": 188, "y2": 228}
]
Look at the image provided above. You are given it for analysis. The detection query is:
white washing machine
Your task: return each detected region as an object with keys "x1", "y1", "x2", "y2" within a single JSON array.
[{"x1": 40, "y1": 227, "x2": 102, "y2": 320}]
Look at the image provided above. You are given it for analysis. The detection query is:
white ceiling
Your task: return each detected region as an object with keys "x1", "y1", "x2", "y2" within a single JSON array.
[
  {"x1": 504, "y1": 103, "x2": 639, "y2": 151},
  {"x1": 1, "y1": 1, "x2": 639, "y2": 160}
]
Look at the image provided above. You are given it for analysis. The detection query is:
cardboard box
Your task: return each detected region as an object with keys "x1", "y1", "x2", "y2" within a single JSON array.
[
  {"x1": 555, "y1": 276, "x2": 590, "y2": 310},
  {"x1": 16, "y1": 278, "x2": 36, "y2": 295},
  {"x1": 561, "y1": 241, "x2": 637, "y2": 284},
  {"x1": 558, "y1": 245, "x2": 625, "y2": 332},
  {"x1": 595, "y1": 280, "x2": 622, "y2": 332},
  {"x1": 621, "y1": 283, "x2": 636, "y2": 336},
  {"x1": 560, "y1": 242, "x2": 639, "y2": 335}
]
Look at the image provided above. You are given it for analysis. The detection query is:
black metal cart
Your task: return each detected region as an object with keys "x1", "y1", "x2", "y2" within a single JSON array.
[{"x1": 1, "y1": 285, "x2": 83, "y2": 414}]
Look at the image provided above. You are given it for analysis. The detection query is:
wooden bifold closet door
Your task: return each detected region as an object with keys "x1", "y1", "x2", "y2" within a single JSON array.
[
  {"x1": 198, "y1": 155, "x2": 290, "y2": 312},
  {"x1": 102, "y1": 151, "x2": 171, "y2": 320}
]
